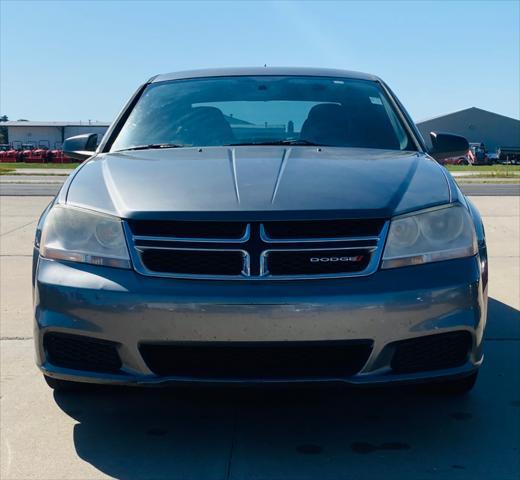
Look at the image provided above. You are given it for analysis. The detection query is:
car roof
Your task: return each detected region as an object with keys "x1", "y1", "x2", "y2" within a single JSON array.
[{"x1": 150, "y1": 67, "x2": 380, "y2": 83}]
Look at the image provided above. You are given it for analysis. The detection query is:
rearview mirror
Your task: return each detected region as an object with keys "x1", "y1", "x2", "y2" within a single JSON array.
[
  {"x1": 429, "y1": 132, "x2": 469, "y2": 161},
  {"x1": 63, "y1": 133, "x2": 98, "y2": 161}
]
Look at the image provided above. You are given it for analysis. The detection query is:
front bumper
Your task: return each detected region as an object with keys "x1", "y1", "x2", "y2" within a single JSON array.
[{"x1": 34, "y1": 255, "x2": 487, "y2": 386}]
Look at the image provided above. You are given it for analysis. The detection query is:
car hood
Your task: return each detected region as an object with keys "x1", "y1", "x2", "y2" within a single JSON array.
[{"x1": 65, "y1": 147, "x2": 450, "y2": 221}]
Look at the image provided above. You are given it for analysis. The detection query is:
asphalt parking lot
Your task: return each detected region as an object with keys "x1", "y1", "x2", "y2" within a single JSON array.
[{"x1": 1, "y1": 195, "x2": 519, "y2": 480}]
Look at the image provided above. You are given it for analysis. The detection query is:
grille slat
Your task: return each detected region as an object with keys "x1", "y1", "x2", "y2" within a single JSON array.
[
  {"x1": 263, "y1": 219, "x2": 385, "y2": 239},
  {"x1": 139, "y1": 341, "x2": 373, "y2": 379},
  {"x1": 128, "y1": 220, "x2": 247, "y2": 239},
  {"x1": 140, "y1": 249, "x2": 246, "y2": 276}
]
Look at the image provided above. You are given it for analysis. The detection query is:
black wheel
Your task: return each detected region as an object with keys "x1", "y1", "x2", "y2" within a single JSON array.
[
  {"x1": 43, "y1": 374, "x2": 85, "y2": 391},
  {"x1": 424, "y1": 371, "x2": 478, "y2": 395}
]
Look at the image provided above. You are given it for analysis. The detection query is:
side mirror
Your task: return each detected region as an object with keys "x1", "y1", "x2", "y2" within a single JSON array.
[
  {"x1": 63, "y1": 133, "x2": 98, "y2": 161},
  {"x1": 429, "y1": 132, "x2": 469, "y2": 161}
]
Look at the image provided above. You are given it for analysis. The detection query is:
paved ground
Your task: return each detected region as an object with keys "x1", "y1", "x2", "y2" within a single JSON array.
[
  {"x1": 2, "y1": 179, "x2": 519, "y2": 196},
  {"x1": 4, "y1": 168, "x2": 71, "y2": 175},
  {"x1": 0, "y1": 183, "x2": 63, "y2": 196},
  {"x1": 0, "y1": 196, "x2": 519, "y2": 480},
  {"x1": 452, "y1": 171, "x2": 520, "y2": 178},
  {"x1": 460, "y1": 184, "x2": 520, "y2": 196},
  {"x1": 0, "y1": 175, "x2": 66, "y2": 183}
]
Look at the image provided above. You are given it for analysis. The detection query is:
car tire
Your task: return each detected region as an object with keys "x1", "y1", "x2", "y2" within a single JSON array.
[
  {"x1": 424, "y1": 371, "x2": 478, "y2": 395},
  {"x1": 43, "y1": 374, "x2": 86, "y2": 391}
]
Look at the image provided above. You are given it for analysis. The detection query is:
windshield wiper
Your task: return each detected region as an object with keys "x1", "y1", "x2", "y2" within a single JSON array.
[
  {"x1": 225, "y1": 139, "x2": 327, "y2": 147},
  {"x1": 115, "y1": 143, "x2": 185, "y2": 152},
  {"x1": 117, "y1": 140, "x2": 326, "y2": 151}
]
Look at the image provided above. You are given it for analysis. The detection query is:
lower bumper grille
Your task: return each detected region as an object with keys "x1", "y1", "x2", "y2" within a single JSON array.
[
  {"x1": 391, "y1": 331, "x2": 472, "y2": 374},
  {"x1": 43, "y1": 333, "x2": 122, "y2": 373},
  {"x1": 139, "y1": 341, "x2": 373, "y2": 379}
]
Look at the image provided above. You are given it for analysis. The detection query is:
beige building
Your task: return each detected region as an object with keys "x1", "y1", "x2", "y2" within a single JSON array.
[{"x1": 4, "y1": 121, "x2": 110, "y2": 149}]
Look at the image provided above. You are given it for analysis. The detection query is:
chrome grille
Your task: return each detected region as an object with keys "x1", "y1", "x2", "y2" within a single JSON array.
[{"x1": 125, "y1": 219, "x2": 388, "y2": 280}]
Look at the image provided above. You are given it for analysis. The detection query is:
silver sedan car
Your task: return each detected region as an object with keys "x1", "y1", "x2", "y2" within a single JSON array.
[{"x1": 33, "y1": 68, "x2": 487, "y2": 394}]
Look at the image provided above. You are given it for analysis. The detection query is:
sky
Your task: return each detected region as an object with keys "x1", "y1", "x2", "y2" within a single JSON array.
[{"x1": 1, "y1": 0, "x2": 519, "y2": 124}]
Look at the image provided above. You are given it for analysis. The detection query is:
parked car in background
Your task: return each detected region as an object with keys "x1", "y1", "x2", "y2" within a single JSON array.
[
  {"x1": 470, "y1": 142, "x2": 495, "y2": 165},
  {"x1": 498, "y1": 146, "x2": 520, "y2": 164},
  {"x1": 487, "y1": 152, "x2": 499, "y2": 164},
  {"x1": 441, "y1": 148, "x2": 474, "y2": 165},
  {"x1": 33, "y1": 67, "x2": 487, "y2": 395}
]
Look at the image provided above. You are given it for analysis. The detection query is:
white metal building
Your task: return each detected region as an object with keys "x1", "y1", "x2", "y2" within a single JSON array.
[{"x1": 3, "y1": 121, "x2": 110, "y2": 149}]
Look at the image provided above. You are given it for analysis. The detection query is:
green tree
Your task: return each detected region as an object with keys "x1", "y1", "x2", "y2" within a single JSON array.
[{"x1": 0, "y1": 115, "x2": 8, "y2": 144}]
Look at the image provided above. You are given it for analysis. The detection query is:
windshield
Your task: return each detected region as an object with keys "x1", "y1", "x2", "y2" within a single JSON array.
[{"x1": 110, "y1": 76, "x2": 416, "y2": 152}]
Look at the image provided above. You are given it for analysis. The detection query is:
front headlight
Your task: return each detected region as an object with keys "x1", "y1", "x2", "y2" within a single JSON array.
[
  {"x1": 40, "y1": 205, "x2": 130, "y2": 269},
  {"x1": 382, "y1": 204, "x2": 477, "y2": 269}
]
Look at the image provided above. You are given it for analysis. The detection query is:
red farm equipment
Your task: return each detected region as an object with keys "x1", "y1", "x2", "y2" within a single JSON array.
[
  {"x1": 50, "y1": 149, "x2": 65, "y2": 163},
  {"x1": 1, "y1": 143, "x2": 19, "y2": 163},
  {"x1": 21, "y1": 143, "x2": 39, "y2": 163},
  {"x1": 29, "y1": 148, "x2": 46, "y2": 163},
  {"x1": 0, "y1": 144, "x2": 13, "y2": 163},
  {"x1": 50, "y1": 142, "x2": 71, "y2": 163},
  {"x1": 5, "y1": 149, "x2": 19, "y2": 163},
  {"x1": 36, "y1": 141, "x2": 52, "y2": 163}
]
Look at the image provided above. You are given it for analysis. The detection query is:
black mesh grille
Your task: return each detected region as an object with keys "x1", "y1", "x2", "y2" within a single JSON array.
[
  {"x1": 139, "y1": 341, "x2": 373, "y2": 379},
  {"x1": 128, "y1": 220, "x2": 247, "y2": 239},
  {"x1": 266, "y1": 249, "x2": 371, "y2": 275},
  {"x1": 140, "y1": 249, "x2": 245, "y2": 275},
  {"x1": 263, "y1": 219, "x2": 385, "y2": 239},
  {"x1": 44, "y1": 333, "x2": 122, "y2": 373},
  {"x1": 391, "y1": 331, "x2": 472, "y2": 374}
]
